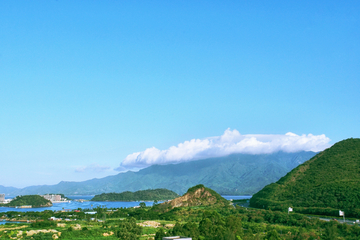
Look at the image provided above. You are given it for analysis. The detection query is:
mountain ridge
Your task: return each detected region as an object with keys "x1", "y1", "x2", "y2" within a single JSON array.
[{"x1": 1, "y1": 151, "x2": 317, "y2": 196}]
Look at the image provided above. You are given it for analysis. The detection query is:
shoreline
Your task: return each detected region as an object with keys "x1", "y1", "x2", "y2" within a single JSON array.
[
  {"x1": 89, "y1": 200, "x2": 168, "y2": 202},
  {"x1": 0, "y1": 204, "x2": 52, "y2": 209},
  {"x1": 52, "y1": 200, "x2": 71, "y2": 203}
]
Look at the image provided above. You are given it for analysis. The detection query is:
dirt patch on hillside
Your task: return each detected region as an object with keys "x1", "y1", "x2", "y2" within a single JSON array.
[
  {"x1": 0, "y1": 225, "x2": 28, "y2": 231},
  {"x1": 137, "y1": 221, "x2": 161, "y2": 227}
]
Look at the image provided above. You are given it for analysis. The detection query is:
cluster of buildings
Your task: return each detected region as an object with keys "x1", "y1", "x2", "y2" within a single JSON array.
[
  {"x1": 41, "y1": 194, "x2": 70, "y2": 203},
  {"x1": 0, "y1": 194, "x2": 12, "y2": 204},
  {"x1": 41, "y1": 194, "x2": 62, "y2": 202}
]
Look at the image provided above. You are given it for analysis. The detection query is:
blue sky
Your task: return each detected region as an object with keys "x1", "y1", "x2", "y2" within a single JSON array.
[{"x1": 1, "y1": 1, "x2": 359, "y2": 187}]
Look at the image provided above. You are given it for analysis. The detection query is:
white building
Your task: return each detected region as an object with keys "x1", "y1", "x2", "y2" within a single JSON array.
[
  {"x1": 84, "y1": 211, "x2": 97, "y2": 215},
  {"x1": 0, "y1": 194, "x2": 5, "y2": 203},
  {"x1": 42, "y1": 194, "x2": 61, "y2": 202}
]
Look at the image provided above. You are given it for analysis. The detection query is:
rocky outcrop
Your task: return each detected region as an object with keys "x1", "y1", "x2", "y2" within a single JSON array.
[
  {"x1": 155, "y1": 184, "x2": 228, "y2": 211},
  {"x1": 169, "y1": 186, "x2": 217, "y2": 208}
]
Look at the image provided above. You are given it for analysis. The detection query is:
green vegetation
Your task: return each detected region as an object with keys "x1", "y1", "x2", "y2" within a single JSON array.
[
  {"x1": 7, "y1": 151, "x2": 316, "y2": 196},
  {"x1": 2, "y1": 138, "x2": 360, "y2": 239},
  {"x1": 91, "y1": 188, "x2": 179, "y2": 201},
  {"x1": 250, "y1": 138, "x2": 360, "y2": 217},
  {"x1": 1, "y1": 184, "x2": 360, "y2": 239},
  {"x1": 4, "y1": 195, "x2": 52, "y2": 208}
]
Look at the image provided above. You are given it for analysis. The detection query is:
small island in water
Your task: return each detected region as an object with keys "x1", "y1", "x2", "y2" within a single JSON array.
[
  {"x1": 91, "y1": 188, "x2": 179, "y2": 201},
  {"x1": 2, "y1": 195, "x2": 52, "y2": 208}
]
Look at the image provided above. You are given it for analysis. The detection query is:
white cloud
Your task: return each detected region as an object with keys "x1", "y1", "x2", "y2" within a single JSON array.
[
  {"x1": 75, "y1": 163, "x2": 111, "y2": 173},
  {"x1": 117, "y1": 129, "x2": 331, "y2": 170}
]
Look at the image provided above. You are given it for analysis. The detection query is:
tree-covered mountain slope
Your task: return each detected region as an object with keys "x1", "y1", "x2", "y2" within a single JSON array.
[
  {"x1": 250, "y1": 138, "x2": 360, "y2": 215},
  {"x1": 91, "y1": 188, "x2": 179, "y2": 201},
  {"x1": 7, "y1": 151, "x2": 316, "y2": 196}
]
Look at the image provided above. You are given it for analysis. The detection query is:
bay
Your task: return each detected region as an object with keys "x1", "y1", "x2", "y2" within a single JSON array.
[
  {"x1": 0, "y1": 221, "x2": 22, "y2": 225},
  {"x1": 0, "y1": 195, "x2": 251, "y2": 213},
  {"x1": 222, "y1": 195, "x2": 251, "y2": 200}
]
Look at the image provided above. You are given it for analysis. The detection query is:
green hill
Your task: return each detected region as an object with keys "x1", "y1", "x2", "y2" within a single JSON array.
[
  {"x1": 91, "y1": 188, "x2": 179, "y2": 201},
  {"x1": 153, "y1": 184, "x2": 228, "y2": 212},
  {"x1": 250, "y1": 138, "x2": 360, "y2": 217},
  {"x1": 6, "y1": 195, "x2": 52, "y2": 208}
]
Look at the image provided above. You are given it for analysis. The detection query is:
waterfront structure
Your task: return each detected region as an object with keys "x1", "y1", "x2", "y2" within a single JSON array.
[
  {"x1": 16, "y1": 205, "x2": 32, "y2": 208},
  {"x1": 0, "y1": 194, "x2": 5, "y2": 203}
]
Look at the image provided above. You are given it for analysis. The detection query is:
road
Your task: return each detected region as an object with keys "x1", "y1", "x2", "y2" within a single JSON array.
[{"x1": 316, "y1": 217, "x2": 359, "y2": 225}]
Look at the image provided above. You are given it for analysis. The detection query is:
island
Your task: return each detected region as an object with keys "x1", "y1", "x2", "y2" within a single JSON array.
[
  {"x1": 3, "y1": 195, "x2": 52, "y2": 208},
  {"x1": 91, "y1": 188, "x2": 179, "y2": 201}
]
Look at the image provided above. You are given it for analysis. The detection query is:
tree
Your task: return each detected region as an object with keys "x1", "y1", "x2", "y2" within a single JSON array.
[
  {"x1": 116, "y1": 218, "x2": 142, "y2": 240},
  {"x1": 324, "y1": 224, "x2": 338, "y2": 240},
  {"x1": 182, "y1": 221, "x2": 200, "y2": 240},
  {"x1": 265, "y1": 229, "x2": 281, "y2": 240},
  {"x1": 155, "y1": 228, "x2": 166, "y2": 240},
  {"x1": 226, "y1": 215, "x2": 243, "y2": 238}
]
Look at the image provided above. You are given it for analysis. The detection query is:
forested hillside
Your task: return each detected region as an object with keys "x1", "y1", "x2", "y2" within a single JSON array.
[
  {"x1": 250, "y1": 138, "x2": 360, "y2": 217},
  {"x1": 91, "y1": 189, "x2": 179, "y2": 201},
  {"x1": 4, "y1": 195, "x2": 52, "y2": 208}
]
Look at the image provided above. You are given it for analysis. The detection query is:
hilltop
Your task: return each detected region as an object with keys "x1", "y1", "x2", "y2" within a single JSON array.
[
  {"x1": 4, "y1": 151, "x2": 316, "y2": 196},
  {"x1": 250, "y1": 138, "x2": 360, "y2": 217},
  {"x1": 91, "y1": 188, "x2": 179, "y2": 201},
  {"x1": 154, "y1": 184, "x2": 228, "y2": 212}
]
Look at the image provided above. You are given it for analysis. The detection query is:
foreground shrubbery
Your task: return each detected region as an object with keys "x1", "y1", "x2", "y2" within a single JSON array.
[
  {"x1": 2, "y1": 180, "x2": 360, "y2": 240},
  {"x1": 153, "y1": 206, "x2": 360, "y2": 240},
  {"x1": 1, "y1": 204, "x2": 360, "y2": 239}
]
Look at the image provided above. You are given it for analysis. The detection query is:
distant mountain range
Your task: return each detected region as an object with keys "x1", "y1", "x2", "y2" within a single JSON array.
[
  {"x1": 1, "y1": 151, "x2": 316, "y2": 196},
  {"x1": 0, "y1": 185, "x2": 18, "y2": 194}
]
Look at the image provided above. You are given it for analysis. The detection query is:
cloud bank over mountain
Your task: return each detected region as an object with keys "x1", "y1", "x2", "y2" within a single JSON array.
[{"x1": 117, "y1": 129, "x2": 331, "y2": 170}]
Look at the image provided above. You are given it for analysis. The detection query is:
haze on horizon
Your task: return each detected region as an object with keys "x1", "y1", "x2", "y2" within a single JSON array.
[{"x1": 0, "y1": 1, "x2": 359, "y2": 188}]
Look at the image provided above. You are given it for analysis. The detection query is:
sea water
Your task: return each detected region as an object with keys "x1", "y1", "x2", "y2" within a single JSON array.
[{"x1": 0, "y1": 195, "x2": 251, "y2": 213}]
